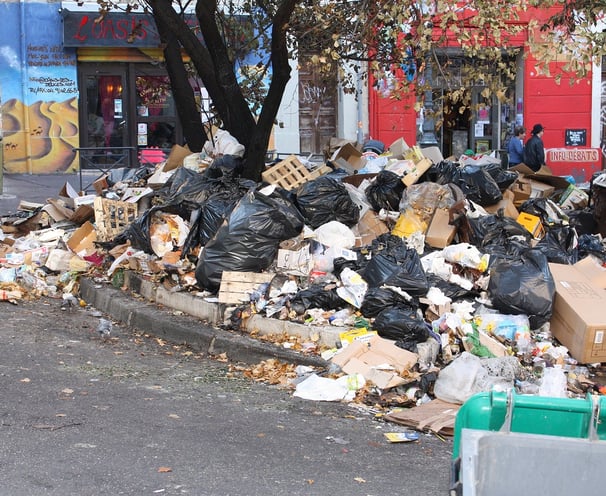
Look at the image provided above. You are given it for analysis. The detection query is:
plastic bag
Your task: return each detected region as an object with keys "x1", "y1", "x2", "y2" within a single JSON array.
[
  {"x1": 371, "y1": 306, "x2": 430, "y2": 352},
  {"x1": 295, "y1": 176, "x2": 360, "y2": 228},
  {"x1": 365, "y1": 170, "x2": 405, "y2": 212},
  {"x1": 290, "y1": 285, "x2": 344, "y2": 313},
  {"x1": 195, "y1": 188, "x2": 304, "y2": 292},
  {"x1": 487, "y1": 249, "x2": 555, "y2": 328},
  {"x1": 362, "y1": 235, "x2": 428, "y2": 296},
  {"x1": 458, "y1": 165, "x2": 503, "y2": 206},
  {"x1": 535, "y1": 225, "x2": 578, "y2": 264},
  {"x1": 360, "y1": 286, "x2": 414, "y2": 317}
]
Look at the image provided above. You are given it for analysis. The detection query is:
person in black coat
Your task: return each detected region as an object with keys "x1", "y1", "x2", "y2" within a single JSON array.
[{"x1": 524, "y1": 123, "x2": 546, "y2": 172}]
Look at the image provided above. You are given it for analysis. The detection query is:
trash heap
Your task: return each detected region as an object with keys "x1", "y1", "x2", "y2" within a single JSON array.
[{"x1": 2, "y1": 132, "x2": 606, "y2": 437}]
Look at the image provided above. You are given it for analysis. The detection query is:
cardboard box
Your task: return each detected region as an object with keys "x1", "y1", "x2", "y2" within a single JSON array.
[
  {"x1": 548, "y1": 262, "x2": 606, "y2": 363},
  {"x1": 330, "y1": 143, "x2": 366, "y2": 173},
  {"x1": 425, "y1": 208, "x2": 456, "y2": 248},
  {"x1": 421, "y1": 146, "x2": 444, "y2": 165},
  {"x1": 354, "y1": 210, "x2": 390, "y2": 247},
  {"x1": 401, "y1": 157, "x2": 432, "y2": 187},
  {"x1": 510, "y1": 177, "x2": 531, "y2": 206},
  {"x1": 66, "y1": 221, "x2": 97, "y2": 257},
  {"x1": 388, "y1": 138, "x2": 409, "y2": 159},
  {"x1": 517, "y1": 212, "x2": 544, "y2": 239},
  {"x1": 339, "y1": 328, "x2": 378, "y2": 347},
  {"x1": 559, "y1": 185, "x2": 589, "y2": 210},
  {"x1": 483, "y1": 190, "x2": 520, "y2": 219},
  {"x1": 529, "y1": 179, "x2": 555, "y2": 199},
  {"x1": 331, "y1": 335, "x2": 418, "y2": 389}
]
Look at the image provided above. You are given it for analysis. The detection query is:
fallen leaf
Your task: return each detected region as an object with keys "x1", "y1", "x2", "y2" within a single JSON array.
[
  {"x1": 61, "y1": 388, "x2": 74, "y2": 395},
  {"x1": 168, "y1": 414, "x2": 180, "y2": 419},
  {"x1": 306, "y1": 479, "x2": 314, "y2": 485},
  {"x1": 157, "y1": 467, "x2": 172, "y2": 473},
  {"x1": 354, "y1": 476, "x2": 366, "y2": 483},
  {"x1": 20, "y1": 378, "x2": 31, "y2": 383}
]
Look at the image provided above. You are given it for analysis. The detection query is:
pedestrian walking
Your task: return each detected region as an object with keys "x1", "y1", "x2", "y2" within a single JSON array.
[
  {"x1": 523, "y1": 123, "x2": 546, "y2": 172},
  {"x1": 507, "y1": 126, "x2": 526, "y2": 167}
]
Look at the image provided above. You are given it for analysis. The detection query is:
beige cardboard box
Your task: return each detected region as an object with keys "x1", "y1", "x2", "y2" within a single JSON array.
[
  {"x1": 529, "y1": 179, "x2": 555, "y2": 199},
  {"x1": 66, "y1": 221, "x2": 97, "y2": 257},
  {"x1": 401, "y1": 157, "x2": 432, "y2": 187},
  {"x1": 425, "y1": 208, "x2": 456, "y2": 248},
  {"x1": 548, "y1": 262, "x2": 606, "y2": 363},
  {"x1": 330, "y1": 143, "x2": 366, "y2": 173}
]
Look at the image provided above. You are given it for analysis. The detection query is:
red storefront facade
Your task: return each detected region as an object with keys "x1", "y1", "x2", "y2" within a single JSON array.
[{"x1": 367, "y1": 9, "x2": 602, "y2": 183}]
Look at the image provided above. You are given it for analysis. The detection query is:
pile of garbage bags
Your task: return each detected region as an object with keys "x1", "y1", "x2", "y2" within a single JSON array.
[{"x1": 2, "y1": 137, "x2": 606, "y2": 414}]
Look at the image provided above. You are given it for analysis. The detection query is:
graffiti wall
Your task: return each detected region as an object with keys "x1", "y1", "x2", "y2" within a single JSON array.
[{"x1": 0, "y1": 1, "x2": 79, "y2": 173}]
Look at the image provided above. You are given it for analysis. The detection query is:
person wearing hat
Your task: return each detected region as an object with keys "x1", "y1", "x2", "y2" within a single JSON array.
[
  {"x1": 523, "y1": 124, "x2": 545, "y2": 172},
  {"x1": 507, "y1": 126, "x2": 526, "y2": 167}
]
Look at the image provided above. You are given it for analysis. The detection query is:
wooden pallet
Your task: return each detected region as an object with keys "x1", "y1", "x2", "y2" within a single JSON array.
[
  {"x1": 93, "y1": 197, "x2": 138, "y2": 241},
  {"x1": 218, "y1": 271, "x2": 275, "y2": 305},
  {"x1": 262, "y1": 155, "x2": 331, "y2": 190}
]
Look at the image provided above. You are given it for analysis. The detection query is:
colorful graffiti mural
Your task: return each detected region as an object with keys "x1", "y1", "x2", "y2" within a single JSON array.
[{"x1": 0, "y1": 1, "x2": 79, "y2": 173}]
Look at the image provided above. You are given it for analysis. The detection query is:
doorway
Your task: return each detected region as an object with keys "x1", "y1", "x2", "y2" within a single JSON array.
[{"x1": 78, "y1": 62, "x2": 181, "y2": 167}]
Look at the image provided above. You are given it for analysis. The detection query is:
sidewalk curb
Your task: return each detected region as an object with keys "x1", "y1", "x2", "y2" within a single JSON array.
[{"x1": 79, "y1": 277, "x2": 329, "y2": 368}]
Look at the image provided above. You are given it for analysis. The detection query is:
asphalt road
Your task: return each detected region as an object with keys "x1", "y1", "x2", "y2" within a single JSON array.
[{"x1": 0, "y1": 297, "x2": 452, "y2": 496}]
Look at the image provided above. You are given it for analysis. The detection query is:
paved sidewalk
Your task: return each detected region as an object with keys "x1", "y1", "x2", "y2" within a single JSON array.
[{"x1": 0, "y1": 173, "x2": 93, "y2": 215}]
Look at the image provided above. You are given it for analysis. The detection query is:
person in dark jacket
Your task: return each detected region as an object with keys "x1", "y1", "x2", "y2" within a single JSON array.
[
  {"x1": 507, "y1": 126, "x2": 526, "y2": 167},
  {"x1": 523, "y1": 124, "x2": 545, "y2": 172}
]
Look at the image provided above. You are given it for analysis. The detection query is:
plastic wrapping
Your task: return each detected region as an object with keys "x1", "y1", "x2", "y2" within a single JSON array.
[
  {"x1": 195, "y1": 188, "x2": 305, "y2": 292},
  {"x1": 487, "y1": 250, "x2": 555, "y2": 328},
  {"x1": 295, "y1": 176, "x2": 360, "y2": 228}
]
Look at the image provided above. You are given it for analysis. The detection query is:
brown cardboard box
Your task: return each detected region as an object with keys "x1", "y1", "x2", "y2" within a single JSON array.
[
  {"x1": 483, "y1": 190, "x2": 519, "y2": 219},
  {"x1": 66, "y1": 221, "x2": 97, "y2": 257},
  {"x1": 425, "y1": 208, "x2": 456, "y2": 248},
  {"x1": 548, "y1": 262, "x2": 606, "y2": 363},
  {"x1": 354, "y1": 210, "x2": 390, "y2": 247},
  {"x1": 510, "y1": 178, "x2": 531, "y2": 206},
  {"x1": 529, "y1": 179, "x2": 555, "y2": 199},
  {"x1": 402, "y1": 157, "x2": 432, "y2": 187},
  {"x1": 330, "y1": 143, "x2": 366, "y2": 173},
  {"x1": 388, "y1": 138, "x2": 409, "y2": 159}
]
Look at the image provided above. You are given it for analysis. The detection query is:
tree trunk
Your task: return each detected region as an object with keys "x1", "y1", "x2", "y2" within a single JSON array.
[{"x1": 154, "y1": 13, "x2": 206, "y2": 152}]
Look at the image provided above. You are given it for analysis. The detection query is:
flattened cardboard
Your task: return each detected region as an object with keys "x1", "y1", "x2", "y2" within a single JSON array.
[
  {"x1": 548, "y1": 262, "x2": 606, "y2": 363},
  {"x1": 421, "y1": 146, "x2": 444, "y2": 164},
  {"x1": 529, "y1": 179, "x2": 555, "y2": 199},
  {"x1": 164, "y1": 144, "x2": 191, "y2": 172},
  {"x1": 331, "y1": 335, "x2": 417, "y2": 389},
  {"x1": 384, "y1": 398, "x2": 460, "y2": 436},
  {"x1": 425, "y1": 208, "x2": 456, "y2": 249}
]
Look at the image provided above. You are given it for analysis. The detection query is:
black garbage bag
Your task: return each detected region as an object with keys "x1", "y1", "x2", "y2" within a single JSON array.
[
  {"x1": 204, "y1": 154, "x2": 244, "y2": 179},
  {"x1": 360, "y1": 286, "x2": 416, "y2": 318},
  {"x1": 578, "y1": 233, "x2": 606, "y2": 262},
  {"x1": 107, "y1": 166, "x2": 154, "y2": 187},
  {"x1": 295, "y1": 175, "x2": 360, "y2": 228},
  {"x1": 467, "y1": 212, "x2": 532, "y2": 249},
  {"x1": 362, "y1": 235, "x2": 428, "y2": 295},
  {"x1": 181, "y1": 191, "x2": 241, "y2": 257},
  {"x1": 427, "y1": 160, "x2": 461, "y2": 184},
  {"x1": 195, "y1": 188, "x2": 305, "y2": 292},
  {"x1": 458, "y1": 165, "x2": 503, "y2": 206},
  {"x1": 568, "y1": 208, "x2": 597, "y2": 236},
  {"x1": 482, "y1": 163, "x2": 518, "y2": 191},
  {"x1": 289, "y1": 286, "x2": 344, "y2": 314},
  {"x1": 372, "y1": 307, "x2": 430, "y2": 352},
  {"x1": 365, "y1": 170, "x2": 405, "y2": 212},
  {"x1": 535, "y1": 226, "x2": 579, "y2": 264},
  {"x1": 425, "y1": 274, "x2": 479, "y2": 300},
  {"x1": 488, "y1": 250, "x2": 555, "y2": 328}
]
